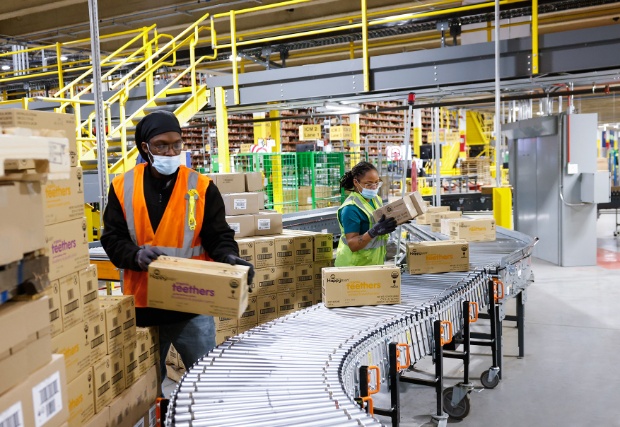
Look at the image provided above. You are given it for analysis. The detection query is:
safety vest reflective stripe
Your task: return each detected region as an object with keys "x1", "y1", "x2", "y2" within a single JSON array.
[
  {"x1": 143, "y1": 244, "x2": 204, "y2": 258},
  {"x1": 123, "y1": 168, "x2": 138, "y2": 245}
]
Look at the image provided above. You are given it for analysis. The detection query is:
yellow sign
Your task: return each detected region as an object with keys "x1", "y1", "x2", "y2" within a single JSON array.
[
  {"x1": 299, "y1": 125, "x2": 322, "y2": 141},
  {"x1": 329, "y1": 125, "x2": 353, "y2": 140},
  {"x1": 240, "y1": 144, "x2": 253, "y2": 153}
]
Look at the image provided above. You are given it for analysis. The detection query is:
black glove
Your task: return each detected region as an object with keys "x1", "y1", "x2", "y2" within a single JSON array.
[
  {"x1": 368, "y1": 214, "x2": 398, "y2": 238},
  {"x1": 224, "y1": 254, "x2": 255, "y2": 290},
  {"x1": 135, "y1": 246, "x2": 165, "y2": 271}
]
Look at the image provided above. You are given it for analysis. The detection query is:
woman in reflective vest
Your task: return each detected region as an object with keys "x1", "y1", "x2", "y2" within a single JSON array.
[{"x1": 335, "y1": 161, "x2": 397, "y2": 266}]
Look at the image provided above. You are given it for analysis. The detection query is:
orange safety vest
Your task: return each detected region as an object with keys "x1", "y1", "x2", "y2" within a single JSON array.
[{"x1": 112, "y1": 163, "x2": 211, "y2": 307}]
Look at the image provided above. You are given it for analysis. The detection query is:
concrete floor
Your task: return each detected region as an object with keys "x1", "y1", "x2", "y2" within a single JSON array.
[{"x1": 164, "y1": 212, "x2": 620, "y2": 427}]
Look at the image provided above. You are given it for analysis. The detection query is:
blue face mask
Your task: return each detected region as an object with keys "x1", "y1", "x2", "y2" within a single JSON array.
[
  {"x1": 148, "y1": 146, "x2": 181, "y2": 175},
  {"x1": 360, "y1": 187, "x2": 378, "y2": 199}
]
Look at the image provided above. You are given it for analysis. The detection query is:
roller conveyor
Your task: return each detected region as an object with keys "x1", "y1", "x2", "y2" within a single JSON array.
[{"x1": 166, "y1": 225, "x2": 536, "y2": 426}]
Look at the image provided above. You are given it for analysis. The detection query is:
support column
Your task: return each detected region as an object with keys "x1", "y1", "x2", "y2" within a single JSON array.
[
  {"x1": 350, "y1": 113, "x2": 361, "y2": 165},
  {"x1": 458, "y1": 108, "x2": 467, "y2": 160},
  {"x1": 413, "y1": 109, "x2": 422, "y2": 158},
  {"x1": 269, "y1": 110, "x2": 281, "y2": 152},
  {"x1": 215, "y1": 87, "x2": 230, "y2": 172}
]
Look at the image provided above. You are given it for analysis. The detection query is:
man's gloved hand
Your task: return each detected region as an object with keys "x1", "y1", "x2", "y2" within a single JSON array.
[
  {"x1": 135, "y1": 247, "x2": 165, "y2": 271},
  {"x1": 224, "y1": 254, "x2": 255, "y2": 290},
  {"x1": 368, "y1": 214, "x2": 398, "y2": 238}
]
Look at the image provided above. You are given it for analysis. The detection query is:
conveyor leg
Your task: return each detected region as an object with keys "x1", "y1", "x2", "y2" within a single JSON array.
[
  {"x1": 496, "y1": 304, "x2": 503, "y2": 380},
  {"x1": 433, "y1": 320, "x2": 445, "y2": 420},
  {"x1": 516, "y1": 291, "x2": 525, "y2": 359}
]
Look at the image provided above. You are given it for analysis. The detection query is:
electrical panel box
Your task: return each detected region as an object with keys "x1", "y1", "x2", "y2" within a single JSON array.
[{"x1": 580, "y1": 172, "x2": 611, "y2": 204}]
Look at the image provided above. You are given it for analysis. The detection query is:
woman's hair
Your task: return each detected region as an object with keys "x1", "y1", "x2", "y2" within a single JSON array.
[{"x1": 339, "y1": 161, "x2": 377, "y2": 191}]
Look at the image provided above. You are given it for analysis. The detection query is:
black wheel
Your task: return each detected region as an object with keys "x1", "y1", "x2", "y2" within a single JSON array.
[
  {"x1": 442, "y1": 387, "x2": 470, "y2": 420},
  {"x1": 480, "y1": 369, "x2": 500, "y2": 389}
]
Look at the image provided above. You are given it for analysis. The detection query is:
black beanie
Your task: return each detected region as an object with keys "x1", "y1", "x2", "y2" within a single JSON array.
[{"x1": 135, "y1": 111, "x2": 182, "y2": 160}]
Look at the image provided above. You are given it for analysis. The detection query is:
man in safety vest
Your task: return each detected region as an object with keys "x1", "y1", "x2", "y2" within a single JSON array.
[
  {"x1": 335, "y1": 161, "x2": 397, "y2": 266},
  {"x1": 101, "y1": 111, "x2": 254, "y2": 385}
]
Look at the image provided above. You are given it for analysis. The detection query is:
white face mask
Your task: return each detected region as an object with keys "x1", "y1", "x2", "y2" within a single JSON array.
[{"x1": 147, "y1": 146, "x2": 181, "y2": 175}]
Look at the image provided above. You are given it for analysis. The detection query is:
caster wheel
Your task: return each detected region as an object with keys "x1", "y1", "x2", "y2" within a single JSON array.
[
  {"x1": 480, "y1": 369, "x2": 500, "y2": 389},
  {"x1": 442, "y1": 387, "x2": 470, "y2": 420}
]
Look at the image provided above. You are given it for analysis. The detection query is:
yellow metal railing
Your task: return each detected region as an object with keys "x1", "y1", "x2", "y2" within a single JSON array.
[{"x1": 209, "y1": 0, "x2": 527, "y2": 104}]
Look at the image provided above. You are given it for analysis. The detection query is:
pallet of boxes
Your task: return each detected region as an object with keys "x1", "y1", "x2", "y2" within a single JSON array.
[
  {"x1": 159, "y1": 172, "x2": 335, "y2": 380},
  {"x1": 321, "y1": 191, "x2": 428, "y2": 308},
  {"x1": 0, "y1": 110, "x2": 159, "y2": 427}
]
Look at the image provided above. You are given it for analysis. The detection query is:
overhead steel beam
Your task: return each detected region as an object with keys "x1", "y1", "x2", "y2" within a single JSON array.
[{"x1": 206, "y1": 25, "x2": 620, "y2": 107}]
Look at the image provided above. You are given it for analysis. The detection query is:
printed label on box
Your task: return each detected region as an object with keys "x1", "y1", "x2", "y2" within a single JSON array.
[
  {"x1": 234, "y1": 199, "x2": 247, "y2": 210},
  {"x1": 229, "y1": 223, "x2": 241, "y2": 233},
  {"x1": 0, "y1": 402, "x2": 24, "y2": 427},
  {"x1": 257, "y1": 219, "x2": 271, "y2": 230},
  {"x1": 134, "y1": 418, "x2": 145, "y2": 427},
  {"x1": 32, "y1": 371, "x2": 63, "y2": 427}
]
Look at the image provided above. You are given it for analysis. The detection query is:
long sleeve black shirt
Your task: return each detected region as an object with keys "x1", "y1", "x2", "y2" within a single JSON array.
[{"x1": 101, "y1": 165, "x2": 238, "y2": 326}]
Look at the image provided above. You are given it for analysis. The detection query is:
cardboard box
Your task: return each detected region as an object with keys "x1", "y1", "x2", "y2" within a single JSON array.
[
  {"x1": 253, "y1": 211, "x2": 283, "y2": 236},
  {"x1": 298, "y1": 186, "x2": 313, "y2": 206},
  {"x1": 51, "y1": 322, "x2": 90, "y2": 383},
  {"x1": 0, "y1": 109, "x2": 77, "y2": 167},
  {"x1": 43, "y1": 166, "x2": 84, "y2": 226},
  {"x1": 215, "y1": 327, "x2": 239, "y2": 346},
  {"x1": 313, "y1": 285, "x2": 322, "y2": 305},
  {"x1": 239, "y1": 295, "x2": 258, "y2": 329},
  {"x1": 295, "y1": 264, "x2": 314, "y2": 291},
  {"x1": 0, "y1": 180, "x2": 45, "y2": 266},
  {"x1": 124, "y1": 342, "x2": 139, "y2": 389},
  {"x1": 83, "y1": 407, "x2": 109, "y2": 427},
  {"x1": 136, "y1": 331, "x2": 150, "y2": 377},
  {"x1": 110, "y1": 347, "x2": 125, "y2": 399},
  {"x1": 408, "y1": 191, "x2": 428, "y2": 216},
  {"x1": 313, "y1": 260, "x2": 332, "y2": 287},
  {"x1": 322, "y1": 265, "x2": 401, "y2": 308},
  {"x1": 93, "y1": 356, "x2": 113, "y2": 413},
  {"x1": 43, "y1": 281, "x2": 64, "y2": 337},
  {"x1": 415, "y1": 206, "x2": 450, "y2": 225},
  {"x1": 138, "y1": 327, "x2": 159, "y2": 370},
  {"x1": 214, "y1": 316, "x2": 238, "y2": 331},
  {"x1": 85, "y1": 310, "x2": 107, "y2": 366},
  {"x1": 211, "y1": 173, "x2": 245, "y2": 194},
  {"x1": 101, "y1": 295, "x2": 136, "y2": 345},
  {"x1": 79, "y1": 265, "x2": 100, "y2": 320},
  {"x1": 275, "y1": 265, "x2": 296, "y2": 293},
  {"x1": 407, "y1": 240, "x2": 470, "y2": 274},
  {"x1": 282, "y1": 231, "x2": 314, "y2": 264},
  {"x1": 273, "y1": 236, "x2": 295, "y2": 266},
  {"x1": 312, "y1": 232, "x2": 333, "y2": 261},
  {"x1": 255, "y1": 267, "x2": 277, "y2": 296},
  {"x1": 448, "y1": 218, "x2": 496, "y2": 242},
  {"x1": 226, "y1": 214, "x2": 255, "y2": 238},
  {"x1": 67, "y1": 367, "x2": 95, "y2": 427},
  {"x1": 108, "y1": 365, "x2": 158, "y2": 427},
  {"x1": 372, "y1": 196, "x2": 418, "y2": 225},
  {"x1": 236, "y1": 238, "x2": 255, "y2": 264},
  {"x1": 0, "y1": 297, "x2": 51, "y2": 396},
  {"x1": 147, "y1": 257, "x2": 250, "y2": 319},
  {"x1": 59, "y1": 272, "x2": 83, "y2": 331},
  {"x1": 277, "y1": 291, "x2": 298, "y2": 316},
  {"x1": 253, "y1": 237, "x2": 275, "y2": 269},
  {"x1": 430, "y1": 211, "x2": 462, "y2": 233},
  {"x1": 245, "y1": 172, "x2": 264, "y2": 192},
  {"x1": 297, "y1": 288, "x2": 315, "y2": 310},
  {"x1": 0, "y1": 354, "x2": 69, "y2": 427},
  {"x1": 222, "y1": 192, "x2": 261, "y2": 215},
  {"x1": 45, "y1": 217, "x2": 89, "y2": 281},
  {"x1": 257, "y1": 294, "x2": 278, "y2": 324},
  {"x1": 100, "y1": 299, "x2": 124, "y2": 354}
]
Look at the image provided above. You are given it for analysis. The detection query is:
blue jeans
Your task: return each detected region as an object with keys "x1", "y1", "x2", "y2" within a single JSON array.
[{"x1": 159, "y1": 315, "x2": 216, "y2": 390}]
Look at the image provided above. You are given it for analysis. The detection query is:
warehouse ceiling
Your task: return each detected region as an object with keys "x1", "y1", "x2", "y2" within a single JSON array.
[{"x1": 2, "y1": 0, "x2": 620, "y2": 124}]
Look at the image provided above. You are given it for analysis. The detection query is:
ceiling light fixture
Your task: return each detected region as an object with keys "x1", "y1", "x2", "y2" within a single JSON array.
[
  {"x1": 1, "y1": 65, "x2": 10, "y2": 71},
  {"x1": 60, "y1": 56, "x2": 68, "y2": 61},
  {"x1": 323, "y1": 102, "x2": 360, "y2": 114},
  {"x1": 228, "y1": 54, "x2": 242, "y2": 61}
]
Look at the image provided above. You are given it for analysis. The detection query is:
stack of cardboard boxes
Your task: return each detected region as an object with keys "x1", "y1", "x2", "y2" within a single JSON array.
[
  {"x1": 209, "y1": 172, "x2": 284, "y2": 238},
  {"x1": 0, "y1": 110, "x2": 158, "y2": 427},
  {"x1": 0, "y1": 111, "x2": 75, "y2": 427}
]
